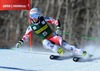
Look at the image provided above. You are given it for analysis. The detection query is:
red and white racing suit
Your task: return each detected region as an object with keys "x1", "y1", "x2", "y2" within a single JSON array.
[{"x1": 21, "y1": 16, "x2": 83, "y2": 55}]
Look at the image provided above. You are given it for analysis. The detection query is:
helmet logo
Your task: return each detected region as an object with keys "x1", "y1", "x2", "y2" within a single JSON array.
[{"x1": 30, "y1": 10, "x2": 37, "y2": 14}]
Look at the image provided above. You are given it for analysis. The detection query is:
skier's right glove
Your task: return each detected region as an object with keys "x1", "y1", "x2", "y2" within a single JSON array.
[
  {"x1": 55, "y1": 19, "x2": 62, "y2": 36},
  {"x1": 16, "y1": 39, "x2": 24, "y2": 48},
  {"x1": 56, "y1": 27, "x2": 62, "y2": 36}
]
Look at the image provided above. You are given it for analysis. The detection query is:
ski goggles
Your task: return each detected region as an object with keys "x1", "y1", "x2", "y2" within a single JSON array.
[{"x1": 30, "y1": 14, "x2": 39, "y2": 19}]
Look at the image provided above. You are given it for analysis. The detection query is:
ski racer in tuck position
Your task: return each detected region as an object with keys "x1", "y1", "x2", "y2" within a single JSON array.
[{"x1": 16, "y1": 8, "x2": 87, "y2": 60}]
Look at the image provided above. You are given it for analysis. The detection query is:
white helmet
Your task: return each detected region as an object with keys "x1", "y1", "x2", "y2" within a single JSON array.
[{"x1": 29, "y1": 8, "x2": 41, "y2": 19}]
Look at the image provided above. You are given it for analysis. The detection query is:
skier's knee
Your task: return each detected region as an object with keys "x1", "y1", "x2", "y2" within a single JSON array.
[
  {"x1": 42, "y1": 39, "x2": 64, "y2": 55},
  {"x1": 63, "y1": 42, "x2": 75, "y2": 51},
  {"x1": 42, "y1": 39, "x2": 53, "y2": 49}
]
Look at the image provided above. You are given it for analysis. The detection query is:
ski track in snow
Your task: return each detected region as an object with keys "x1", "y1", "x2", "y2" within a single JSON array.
[{"x1": 0, "y1": 45, "x2": 100, "y2": 71}]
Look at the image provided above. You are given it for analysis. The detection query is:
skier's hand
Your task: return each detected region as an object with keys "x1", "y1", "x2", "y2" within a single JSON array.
[
  {"x1": 16, "y1": 40, "x2": 23, "y2": 48},
  {"x1": 56, "y1": 27, "x2": 62, "y2": 36}
]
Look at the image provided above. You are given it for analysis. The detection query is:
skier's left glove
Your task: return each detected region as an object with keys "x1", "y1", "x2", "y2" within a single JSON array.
[
  {"x1": 16, "y1": 39, "x2": 24, "y2": 48},
  {"x1": 56, "y1": 27, "x2": 62, "y2": 36}
]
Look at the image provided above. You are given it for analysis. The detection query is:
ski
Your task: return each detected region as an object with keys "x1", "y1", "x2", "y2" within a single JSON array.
[
  {"x1": 49, "y1": 55, "x2": 60, "y2": 60},
  {"x1": 73, "y1": 54, "x2": 93, "y2": 62},
  {"x1": 50, "y1": 53, "x2": 93, "y2": 62},
  {"x1": 73, "y1": 56, "x2": 82, "y2": 62}
]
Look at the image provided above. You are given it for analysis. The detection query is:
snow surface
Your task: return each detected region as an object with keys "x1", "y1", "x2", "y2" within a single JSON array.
[{"x1": 0, "y1": 46, "x2": 100, "y2": 71}]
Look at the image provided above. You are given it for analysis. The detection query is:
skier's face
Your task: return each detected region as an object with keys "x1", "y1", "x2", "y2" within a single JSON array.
[{"x1": 32, "y1": 18, "x2": 38, "y2": 23}]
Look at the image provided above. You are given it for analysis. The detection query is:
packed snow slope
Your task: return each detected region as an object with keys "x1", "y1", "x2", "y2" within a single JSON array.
[{"x1": 0, "y1": 45, "x2": 100, "y2": 71}]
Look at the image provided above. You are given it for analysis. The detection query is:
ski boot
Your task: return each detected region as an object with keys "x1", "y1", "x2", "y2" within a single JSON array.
[
  {"x1": 73, "y1": 51, "x2": 87, "y2": 62},
  {"x1": 73, "y1": 51, "x2": 93, "y2": 62},
  {"x1": 50, "y1": 47, "x2": 64, "y2": 60}
]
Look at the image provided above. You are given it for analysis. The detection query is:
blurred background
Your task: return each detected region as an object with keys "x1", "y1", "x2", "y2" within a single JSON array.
[{"x1": 0, "y1": 0, "x2": 100, "y2": 48}]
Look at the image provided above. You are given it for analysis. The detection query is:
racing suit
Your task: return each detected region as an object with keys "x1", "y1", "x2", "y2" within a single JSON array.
[{"x1": 19, "y1": 16, "x2": 83, "y2": 56}]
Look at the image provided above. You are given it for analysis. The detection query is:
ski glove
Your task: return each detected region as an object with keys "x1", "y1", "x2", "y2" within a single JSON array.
[
  {"x1": 16, "y1": 40, "x2": 24, "y2": 48},
  {"x1": 56, "y1": 27, "x2": 62, "y2": 36}
]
